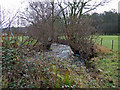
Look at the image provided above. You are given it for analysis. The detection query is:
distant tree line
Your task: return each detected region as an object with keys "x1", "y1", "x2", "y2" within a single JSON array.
[
  {"x1": 3, "y1": 10, "x2": 119, "y2": 35},
  {"x1": 90, "y1": 10, "x2": 119, "y2": 35}
]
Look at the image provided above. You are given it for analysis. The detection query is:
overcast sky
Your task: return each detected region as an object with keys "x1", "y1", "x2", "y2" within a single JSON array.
[
  {"x1": 0, "y1": 0, "x2": 119, "y2": 13},
  {"x1": 0, "y1": 0, "x2": 119, "y2": 27}
]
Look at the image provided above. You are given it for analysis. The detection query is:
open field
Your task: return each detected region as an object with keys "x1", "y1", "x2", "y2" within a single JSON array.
[
  {"x1": 2, "y1": 36, "x2": 39, "y2": 46},
  {"x1": 59, "y1": 35, "x2": 119, "y2": 51},
  {"x1": 97, "y1": 35, "x2": 119, "y2": 51},
  {"x1": 2, "y1": 35, "x2": 119, "y2": 51}
]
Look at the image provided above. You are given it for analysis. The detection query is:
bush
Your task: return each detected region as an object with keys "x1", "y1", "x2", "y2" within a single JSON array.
[{"x1": 2, "y1": 36, "x2": 118, "y2": 88}]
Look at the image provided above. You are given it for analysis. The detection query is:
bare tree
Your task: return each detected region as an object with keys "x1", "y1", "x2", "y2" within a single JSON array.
[
  {"x1": 21, "y1": 1, "x2": 60, "y2": 50},
  {"x1": 21, "y1": 0, "x2": 111, "y2": 59},
  {"x1": 57, "y1": 0, "x2": 110, "y2": 60},
  {"x1": 0, "y1": 7, "x2": 19, "y2": 38}
]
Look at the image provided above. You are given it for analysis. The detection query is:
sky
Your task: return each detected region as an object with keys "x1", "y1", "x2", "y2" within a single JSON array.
[
  {"x1": 94, "y1": 0, "x2": 119, "y2": 13},
  {"x1": 0, "y1": 0, "x2": 119, "y2": 27},
  {"x1": 0, "y1": 0, "x2": 119, "y2": 13}
]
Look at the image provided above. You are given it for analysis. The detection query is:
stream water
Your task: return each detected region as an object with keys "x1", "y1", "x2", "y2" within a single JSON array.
[{"x1": 50, "y1": 43, "x2": 86, "y2": 66}]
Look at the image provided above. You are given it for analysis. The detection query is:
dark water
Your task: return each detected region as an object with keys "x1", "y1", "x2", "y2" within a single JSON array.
[{"x1": 72, "y1": 54, "x2": 86, "y2": 67}]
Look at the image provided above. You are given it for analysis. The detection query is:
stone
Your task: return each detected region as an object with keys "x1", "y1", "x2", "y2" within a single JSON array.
[{"x1": 50, "y1": 43, "x2": 74, "y2": 60}]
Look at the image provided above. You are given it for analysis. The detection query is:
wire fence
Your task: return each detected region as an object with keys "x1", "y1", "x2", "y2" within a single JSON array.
[{"x1": 97, "y1": 38, "x2": 118, "y2": 51}]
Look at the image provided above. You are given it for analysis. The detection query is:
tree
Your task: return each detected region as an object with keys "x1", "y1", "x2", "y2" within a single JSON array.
[
  {"x1": 57, "y1": 0, "x2": 110, "y2": 60},
  {"x1": 21, "y1": 1, "x2": 60, "y2": 50},
  {"x1": 101, "y1": 11, "x2": 118, "y2": 34},
  {"x1": 91, "y1": 10, "x2": 118, "y2": 34},
  {"x1": 22, "y1": 0, "x2": 111, "y2": 60}
]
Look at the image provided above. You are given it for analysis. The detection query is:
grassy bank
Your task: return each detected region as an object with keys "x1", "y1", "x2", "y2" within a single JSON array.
[
  {"x1": 2, "y1": 35, "x2": 119, "y2": 88},
  {"x1": 88, "y1": 52, "x2": 119, "y2": 87}
]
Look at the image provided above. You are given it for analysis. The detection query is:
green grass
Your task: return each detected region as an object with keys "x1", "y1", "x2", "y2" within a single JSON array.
[
  {"x1": 2, "y1": 36, "x2": 39, "y2": 46},
  {"x1": 96, "y1": 35, "x2": 119, "y2": 51},
  {"x1": 90, "y1": 52, "x2": 119, "y2": 87},
  {"x1": 4, "y1": 35, "x2": 119, "y2": 51},
  {"x1": 2, "y1": 36, "x2": 29, "y2": 42},
  {"x1": 59, "y1": 35, "x2": 119, "y2": 51}
]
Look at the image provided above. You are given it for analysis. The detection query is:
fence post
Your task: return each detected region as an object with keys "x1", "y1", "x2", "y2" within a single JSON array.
[
  {"x1": 101, "y1": 38, "x2": 103, "y2": 46},
  {"x1": 112, "y1": 40, "x2": 113, "y2": 50},
  {"x1": 22, "y1": 35, "x2": 23, "y2": 43}
]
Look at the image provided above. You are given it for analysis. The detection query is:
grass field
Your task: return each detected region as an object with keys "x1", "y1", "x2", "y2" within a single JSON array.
[
  {"x1": 2, "y1": 35, "x2": 119, "y2": 51},
  {"x1": 96, "y1": 35, "x2": 119, "y2": 51},
  {"x1": 2, "y1": 36, "x2": 39, "y2": 46},
  {"x1": 59, "y1": 35, "x2": 119, "y2": 51}
]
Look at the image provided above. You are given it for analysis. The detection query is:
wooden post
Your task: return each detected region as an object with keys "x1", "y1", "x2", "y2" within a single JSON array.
[
  {"x1": 15, "y1": 12, "x2": 20, "y2": 48},
  {"x1": 22, "y1": 34, "x2": 23, "y2": 43},
  {"x1": 8, "y1": 18, "x2": 10, "y2": 41},
  {"x1": 112, "y1": 40, "x2": 113, "y2": 50},
  {"x1": 101, "y1": 38, "x2": 103, "y2": 45},
  {"x1": 17, "y1": 15, "x2": 19, "y2": 42},
  {"x1": 17, "y1": 28, "x2": 19, "y2": 41},
  {"x1": 14, "y1": 39, "x2": 17, "y2": 48}
]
